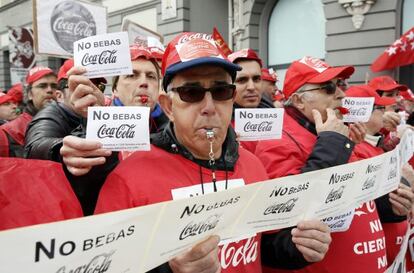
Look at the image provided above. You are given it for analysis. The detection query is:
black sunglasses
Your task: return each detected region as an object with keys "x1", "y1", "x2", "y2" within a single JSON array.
[
  {"x1": 170, "y1": 84, "x2": 236, "y2": 103},
  {"x1": 300, "y1": 81, "x2": 339, "y2": 95}
]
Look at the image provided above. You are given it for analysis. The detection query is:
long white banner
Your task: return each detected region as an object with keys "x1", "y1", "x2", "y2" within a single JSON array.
[{"x1": 0, "y1": 129, "x2": 413, "y2": 272}]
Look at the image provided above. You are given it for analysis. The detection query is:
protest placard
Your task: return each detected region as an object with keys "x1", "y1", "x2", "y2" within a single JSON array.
[
  {"x1": 235, "y1": 108, "x2": 284, "y2": 141},
  {"x1": 74, "y1": 32, "x2": 132, "y2": 78},
  {"x1": 33, "y1": 0, "x2": 107, "y2": 57},
  {"x1": 86, "y1": 106, "x2": 150, "y2": 151}
]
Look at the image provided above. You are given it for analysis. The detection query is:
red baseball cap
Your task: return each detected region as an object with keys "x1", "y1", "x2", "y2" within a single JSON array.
[
  {"x1": 26, "y1": 66, "x2": 56, "y2": 85},
  {"x1": 130, "y1": 45, "x2": 154, "y2": 61},
  {"x1": 7, "y1": 83, "x2": 23, "y2": 104},
  {"x1": 228, "y1": 49, "x2": 263, "y2": 67},
  {"x1": 345, "y1": 84, "x2": 396, "y2": 106},
  {"x1": 57, "y1": 59, "x2": 74, "y2": 82},
  {"x1": 0, "y1": 92, "x2": 14, "y2": 105},
  {"x1": 368, "y1": 76, "x2": 408, "y2": 92},
  {"x1": 400, "y1": 89, "x2": 414, "y2": 102},
  {"x1": 58, "y1": 59, "x2": 107, "y2": 84},
  {"x1": 148, "y1": 46, "x2": 165, "y2": 62},
  {"x1": 261, "y1": 68, "x2": 277, "y2": 82},
  {"x1": 161, "y1": 32, "x2": 241, "y2": 91},
  {"x1": 283, "y1": 56, "x2": 355, "y2": 99}
]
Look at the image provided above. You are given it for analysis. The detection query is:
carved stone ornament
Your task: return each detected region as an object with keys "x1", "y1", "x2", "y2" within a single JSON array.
[{"x1": 338, "y1": 0, "x2": 376, "y2": 29}]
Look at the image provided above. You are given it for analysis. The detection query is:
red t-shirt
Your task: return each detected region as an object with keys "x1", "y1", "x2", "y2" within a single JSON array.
[
  {"x1": 256, "y1": 115, "x2": 387, "y2": 273},
  {"x1": 95, "y1": 145, "x2": 269, "y2": 273}
]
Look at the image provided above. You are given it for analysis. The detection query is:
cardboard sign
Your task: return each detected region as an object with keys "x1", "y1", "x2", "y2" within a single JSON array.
[
  {"x1": 8, "y1": 27, "x2": 36, "y2": 84},
  {"x1": 74, "y1": 32, "x2": 132, "y2": 78},
  {"x1": 86, "y1": 106, "x2": 150, "y2": 151},
  {"x1": 342, "y1": 97, "x2": 375, "y2": 123},
  {"x1": 121, "y1": 19, "x2": 164, "y2": 49},
  {"x1": 235, "y1": 108, "x2": 284, "y2": 141},
  {"x1": 33, "y1": 0, "x2": 107, "y2": 57}
]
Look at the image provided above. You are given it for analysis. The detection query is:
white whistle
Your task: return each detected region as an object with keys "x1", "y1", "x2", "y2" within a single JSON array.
[{"x1": 206, "y1": 130, "x2": 215, "y2": 140}]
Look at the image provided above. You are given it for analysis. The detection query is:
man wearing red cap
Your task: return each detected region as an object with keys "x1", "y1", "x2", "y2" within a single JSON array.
[
  {"x1": 0, "y1": 66, "x2": 57, "y2": 157},
  {"x1": 7, "y1": 83, "x2": 24, "y2": 112},
  {"x1": 90, "y1": 33, "x2": 332, "y2": 273},
  {"x1": 55, "y1": 46, "x2": 168, "y2": 215},
  {"x1": 348, "y1": 85, "x2": 414, "y2": 267},
  {"x1": 254, "y1": 56, "x2": 395, "y2": 273},
  {"x1": 368, "y1": 76, "x2": 410, "y2": 152},
  {"x1": 0, "y1": 92, "x2": 18, "y2": 125},
  {"x1": 24, "y1": 59, "x2": 86, "y2": 162},
  {"x1": 228, "y1": 49, "x2": 266, "y2": 109},
  {"x1": 111, "y1": 45, "x2": 168, "y2": 134}
]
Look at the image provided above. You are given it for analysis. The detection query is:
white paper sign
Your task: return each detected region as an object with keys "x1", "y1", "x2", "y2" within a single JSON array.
[
  {"x1": 86, "y1": 106, "x2": 150, "y2": 151},
  {"x1": 342, "y1": 97, "x2": 375, "y2": 123},
  {"x1": 322, "y1": 209, "x2": 355, "y2": 232},
  {"x1": 74, "y1": 32, "x2": 132, "y2": 78},
  {"x1": 235, "y1": 108, "x2": 284, "y2": 141}
]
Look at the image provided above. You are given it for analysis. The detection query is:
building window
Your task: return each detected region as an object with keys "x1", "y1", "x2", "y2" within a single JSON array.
[
  {"x1": 400, "y1": 0, "x2": 414, "y2": 90},
  {"x1": 267, "y1": 0, "x2": 325, "y2": 88}
]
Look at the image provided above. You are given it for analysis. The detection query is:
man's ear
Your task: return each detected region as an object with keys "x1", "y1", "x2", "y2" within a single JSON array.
[
  {"x1": 27, "y1": 88, "x2": 33, "y2": 101},
  {"x1": 291, "y1": 93, "x2": 305, "y2": 110},
  {"x1": 159, "y1": 92, "x2": 174, "y2": 122}
]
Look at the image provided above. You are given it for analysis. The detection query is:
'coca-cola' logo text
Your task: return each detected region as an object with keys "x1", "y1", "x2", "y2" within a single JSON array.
[
  {"x1": 220, "y1": 236, "x2": 258, "y2": 269},
  {"x1": 81, "y1": 50, "x2": 117, "y2": 66},
  {"x1": 243, "y1": 121, "x2": 273, "y2": 132},
  {"x1": 97, "y1": 124, "x2": 136, "y2": 139},
  {"x1": 263, "y1": 198, "x2": 298, "y2": 215},
  {"x1": 50, "y1": 1, "x2": 97, "y2": 53},
  {"x1": 179, "y1": 214, "x2": 220, "y2": 240},
  {"x1": 56, "y1": 250, "x2": 114, "y2": 273}
]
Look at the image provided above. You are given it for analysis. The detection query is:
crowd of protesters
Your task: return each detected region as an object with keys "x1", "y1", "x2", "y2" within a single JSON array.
[{"x1": 1, "y1": 31, "x2": 414, "y2": 273}]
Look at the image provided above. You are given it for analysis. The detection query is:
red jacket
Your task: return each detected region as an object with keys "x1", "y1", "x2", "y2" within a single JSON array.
[
  {"x1": 95, "y1": 144, "x2": 269, "y2": 273},
  {"x1": 0, "y1": 158, "x2": 83, "y2": 231},
  {"x1": 354, "y1": 140, "x2": 409, "y2": 266},
  {"x1": 255, "y1": 112, "x2": 387, "y2": 273},
  {"x1": 0, "y1": 112, "x2": 32, "y2": 157}
]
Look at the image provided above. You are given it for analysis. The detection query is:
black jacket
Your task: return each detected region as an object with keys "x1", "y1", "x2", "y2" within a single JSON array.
[{"x1": 24, "y1": 101, "x2": 82, "y2": 161}]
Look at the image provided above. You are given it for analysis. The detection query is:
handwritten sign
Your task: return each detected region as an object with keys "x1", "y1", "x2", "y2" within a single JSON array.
[
  {"x1": 86, "y1": 106, "x2": 150, "y2": 151},
  {"x1": 74, "y1": 32, "x2": 132, "y2": 78},
  {"x1": 235, "y1": 108, "x2": 284, "y2": 141},
  {"x1": 342, "y1": 97, "x2": 375, "y2": 123}
]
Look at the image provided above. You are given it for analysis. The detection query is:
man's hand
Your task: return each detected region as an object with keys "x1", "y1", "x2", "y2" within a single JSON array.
[
  {"x1": 348, "y1": 122, "x2": 366, "y2": 144},
  {"x1": 313, "y1": 109, "x2": 349, "y2": 137},
  {"x1": 60, "y1": 135, "x2": 111, "y2": 176},
  {"x1": 67, "y1": 66, "x2": 105, "y2": 117},
  {"x1": 383, "y1": 111, "x2": 401, "y2": 132},
  {"x1": 389, "y1": 183, "x2": 414, "y2": 216},
  {"x1": 291, "y1": 220, "x2": 332, "y2": 263},
  {"x1": 169, "y1": 235, "x2": 221, "y2": 273}
]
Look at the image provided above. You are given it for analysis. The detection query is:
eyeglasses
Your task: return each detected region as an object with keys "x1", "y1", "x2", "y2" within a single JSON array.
[
  {"x1": 170, "y1": 84, "x2": 236, "y2": 103},
  {"x1": 33, "y1": 83, "x2": 58, "y2": 90},
  {"x1": 373, "y1": 105, "x2": 386, "y2": 112},
  {"x1": 300, "y1": 81, "x2": 339, "y2": 95}
]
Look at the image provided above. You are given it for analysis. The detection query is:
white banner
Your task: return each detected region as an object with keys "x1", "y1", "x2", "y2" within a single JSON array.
[
  {"x1": 33, "y1": 0, "x2": 107, "y2": 57},
  {"x1": 235, "y1": 108, "x2": 284, "y2": 141},
  {"x1": 0, "y1": 130, "x2": 413, "y2": 272},
  {"x1": 86, "y1": 106, "x2": 150, "y2": 151}
]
